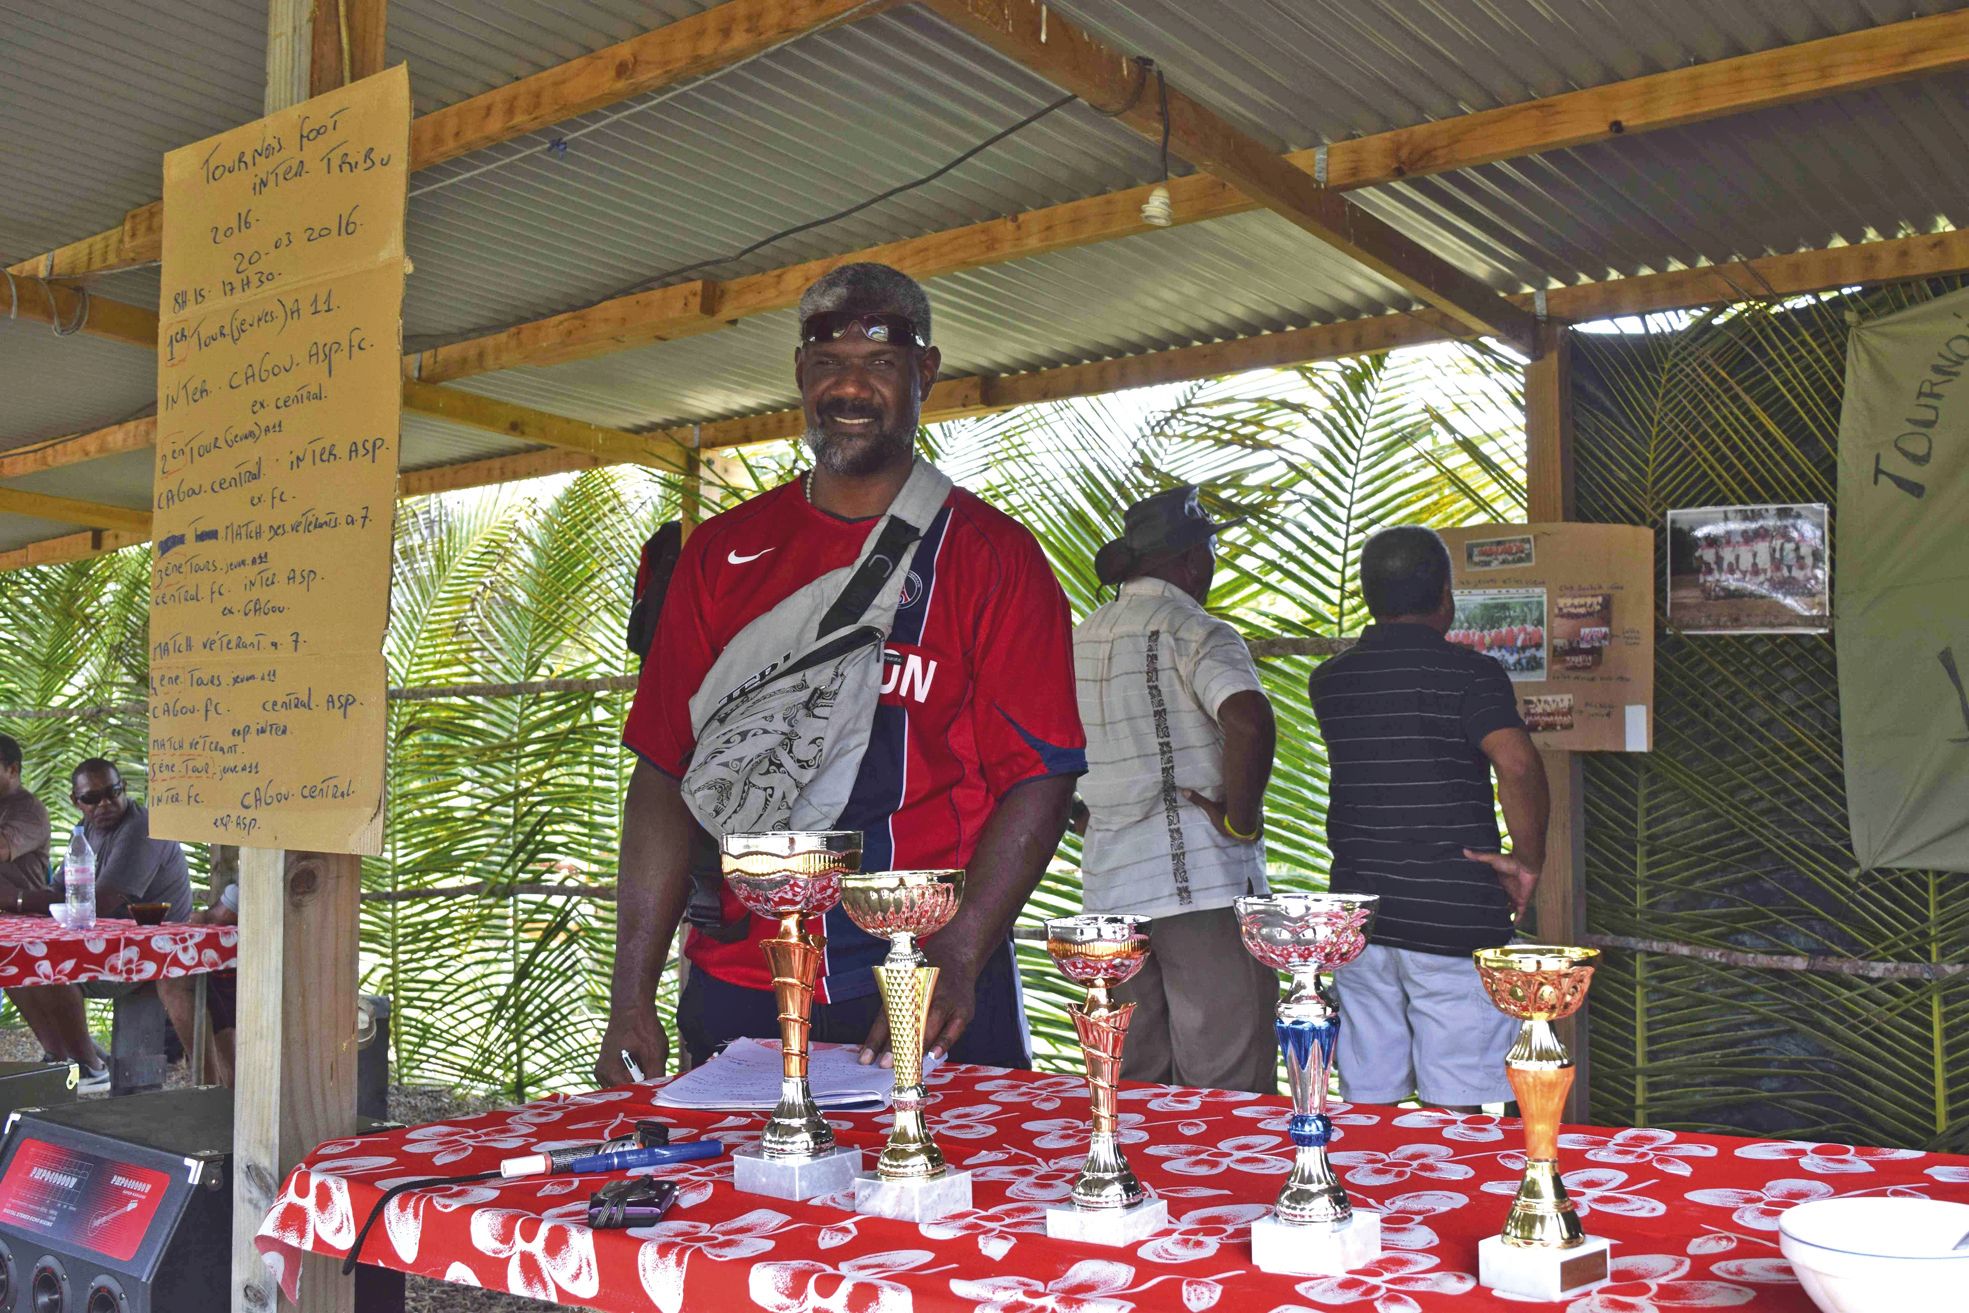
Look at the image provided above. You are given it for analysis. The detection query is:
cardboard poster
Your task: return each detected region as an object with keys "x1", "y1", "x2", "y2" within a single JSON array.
[
  {"x1": 1439, "y1": 523, "x2": 1655, "y2": 752},
  {"x1": 147, "y1": 67, "x2": 408, "y2": 854}
]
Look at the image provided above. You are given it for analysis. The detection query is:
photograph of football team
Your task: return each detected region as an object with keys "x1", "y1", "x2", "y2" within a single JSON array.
[{"x1": 1667, "y1": 503, "x2": 1829, "y2": 633}]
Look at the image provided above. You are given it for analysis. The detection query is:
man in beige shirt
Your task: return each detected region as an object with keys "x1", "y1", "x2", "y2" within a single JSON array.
[{"x1": 0, "y1": 736, "x2": 50, "y2": 899}]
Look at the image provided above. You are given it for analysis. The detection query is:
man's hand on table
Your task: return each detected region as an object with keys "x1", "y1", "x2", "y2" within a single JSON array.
[
  {"x1": 3, "y1": 889, "x2": 59, "y2": 917},
  {"x1": 859, "y1": 938, "x2": 980, "y2": 1068},
  {"x1": 596, "y1": 1003, "x2": 669, "y2": 1086}
]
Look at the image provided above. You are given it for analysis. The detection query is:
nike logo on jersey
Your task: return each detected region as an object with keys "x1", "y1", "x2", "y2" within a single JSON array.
[{"x1": 727, "y1": 548, "x2": 775, "y2": 565}]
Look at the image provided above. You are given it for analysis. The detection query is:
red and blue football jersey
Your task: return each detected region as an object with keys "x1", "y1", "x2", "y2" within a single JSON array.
[{"x1": 622, "y1": 477, "x2": 1086, "y2": 1001}]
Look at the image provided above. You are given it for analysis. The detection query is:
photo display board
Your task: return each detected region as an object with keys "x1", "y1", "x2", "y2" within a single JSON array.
[
  {"x1": 1438, "y1": 524, "x2": 1655, "y2": 752},
  {"x1": 147, "y1": 67, "x2": 408, "y2": 854}
]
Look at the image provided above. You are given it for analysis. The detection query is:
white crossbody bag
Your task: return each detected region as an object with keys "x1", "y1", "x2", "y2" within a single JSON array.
[{"x1": 680, "y1": 459, "x2": 953, "y2": 837}]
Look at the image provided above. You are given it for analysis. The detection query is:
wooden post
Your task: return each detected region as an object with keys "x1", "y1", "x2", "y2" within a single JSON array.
[
  {"x1": 230, "y1": 851, "x2": 362, "y2": 1312},
  {"x1": 1524, "y1": 322, "x2": 1591, "y2": 1122},
  {"x1": 229, "y1": 2, "x2": 381, "y2": 1308}
]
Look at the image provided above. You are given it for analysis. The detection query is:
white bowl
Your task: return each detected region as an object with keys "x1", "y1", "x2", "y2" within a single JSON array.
[{"x1": 1778, "y1": 1197, "x2": 1969, "y2": 1313}]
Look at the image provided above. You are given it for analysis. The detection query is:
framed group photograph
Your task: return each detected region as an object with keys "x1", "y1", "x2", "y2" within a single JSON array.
[
  {"x1": 1448, "y1": 588, "x2": 1548, "y2": 682},
  {"x1": 1666, "y1": 503, "x2": 1830, "y2": 634}
]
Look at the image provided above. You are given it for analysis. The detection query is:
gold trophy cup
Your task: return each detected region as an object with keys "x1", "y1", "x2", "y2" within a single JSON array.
[
  {"x1": 1041, "y1": 915, "x2": 1169, "y2": 1245},
  {"x1": 722, "y1": 831, "x2": 866, "y2": 1200},
  {"x1": 838, "y1": 869, "x2": 973, "y2": 1221},
  {"x1": 1472, "y1": 944, "x2": 1611, "y2": 1300}
]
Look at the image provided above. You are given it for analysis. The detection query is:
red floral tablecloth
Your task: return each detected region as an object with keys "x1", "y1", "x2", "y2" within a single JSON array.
[
  {"x1": 257, "y1": 1048, "x2": 1969, "y2": 1312},
  {"x1": 0, "y1": 913, "x2": 238, "y2": 987}
]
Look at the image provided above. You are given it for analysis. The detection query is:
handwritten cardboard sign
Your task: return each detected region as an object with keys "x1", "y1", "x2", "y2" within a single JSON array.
[
  {"x1": 147, "y1": 66, "x2": 408, "y2": 854},
  {"x1": 1439, "y1": 523, "x2": 1655, "y2": 753}
]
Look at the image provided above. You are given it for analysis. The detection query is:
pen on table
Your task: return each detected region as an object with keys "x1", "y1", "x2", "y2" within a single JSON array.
[
  {"x1": 502, "y1": 1138, "x2": 722, "y2": 1179},
  {"x1": 620, "y1": 1049, "x2": 646, "y2": 1082}
]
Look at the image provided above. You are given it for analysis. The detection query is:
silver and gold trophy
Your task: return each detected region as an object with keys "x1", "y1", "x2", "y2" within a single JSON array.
[
  {"x1": 839, "y1": 869, "x2": 972, "y2": 1221},
  {"x1": 1235, "y1": 892, "x2": 1383, "y2": 1275},
  {"x1": 1042, "y1": 915, "x2": 1169, "y2": 1244},
  {"x1": 1473, "y1": 945, "x2": 1610, "y2": 1300},
  {"x1": 722, "y1": 831, "x2": 867, "y2": 1200}
]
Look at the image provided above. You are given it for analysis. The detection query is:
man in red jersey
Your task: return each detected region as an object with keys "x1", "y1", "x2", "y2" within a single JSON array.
[{"x1": 596, "y1": 264, "x2": 1085, "y2": 1084}]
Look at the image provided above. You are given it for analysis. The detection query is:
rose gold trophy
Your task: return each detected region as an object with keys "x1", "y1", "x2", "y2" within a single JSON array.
[
  {"x1": 1042, "y1": 914, "x2": 1169, "y2": 1245},
  {"x1": 722, "y1": 831, "x2": 866, "y2": 1200},
  {"x1": 1473, "y1": 945, "x2": 1610, "y2": 1300}
]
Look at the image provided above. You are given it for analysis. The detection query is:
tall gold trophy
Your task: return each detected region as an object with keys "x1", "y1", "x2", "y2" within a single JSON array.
[
  {"x1": 839, "y1": 869, "x2": 972, "y2": 1221},
  {"x1": 1473, "y1": 945, "x2": 1611, "y2": 1300},
  {"x1": 722, "y1": 831, "x2": 867, "y2": 1201},
  {"x1": 1041, "y1": 915, "x2": 1169, "y2": 1244}
]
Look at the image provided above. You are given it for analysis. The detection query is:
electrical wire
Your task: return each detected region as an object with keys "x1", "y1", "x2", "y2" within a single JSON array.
[
  {"x1": 594, "y1": 91, "x2": 1080, "y2": 303},
  {"x1": 408, "y1": 0, "x2": 893, "y2": 202},
  {"x1": 410, "y1": 87, "x2": 1086, "y2": 350},
  {"x1": 341, "y1": 1168, "x2": 501, "y2": 1276}
]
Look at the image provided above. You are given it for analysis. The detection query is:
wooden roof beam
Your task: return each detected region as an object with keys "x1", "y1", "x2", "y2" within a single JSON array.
[
  {"x1": 6, "y1": 0, "x2": 901, "y2": 280},
  {"x1": 920, "y1": 0, "x2": 1539, "y2": 353},
  {"x1": 13, "y1": 222, "x2": 1969, "y2": 572},
  {"x1": 23, "y1": 8, "x2": 1969, "y2": 367},
  {"x1": 0, "y1": 529, "x2": 149, "y2": 573},
  {"x1": 2, "y1": 278, "x2": 158, "y2": 351},
  {"x1": 0, "y1": 488, "x2": 150, "y2": 534},
  {"x1": 0, "y1": 419, "x2": 156, "y2": 480},
  {"x1": 403, "y1": 6, "x2": 1969, "y2": 381},
  {"x1": 399, "y1": 381, "x2": 691, "y2": 472}
]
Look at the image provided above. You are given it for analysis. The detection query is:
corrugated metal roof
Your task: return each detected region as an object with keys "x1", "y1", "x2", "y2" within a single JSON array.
[
  {"x1": 6, "y1": 449, "x2": 155, "y2": 511},
  {"x1": 0, "y1": 320, "x2": 154, "y2": 450},
  {"x1": 5, "y1": 0, "x2": 1969, "y2": 549},
  {"x1": 454, "y1": 211, "x2": 1412, "y2": 428},
  {"x1": 0, "y1": 514, "x2": 90, "y2": 556},
  {"x1": 0, "y1": 0, "x2": 263, "y2": 259},
  {"x1": 1058, "y1": 0, "x2": 1966, "y2": 147},
  {"x1": 398, "y1": 8, "x2": 1164, "y2": 341},
  {"x1": 398, "y1": 410, "x2": 556, "y2": 471},
  {"x1": 390, "y1": 0, "x2": 722, "y2": 114}
]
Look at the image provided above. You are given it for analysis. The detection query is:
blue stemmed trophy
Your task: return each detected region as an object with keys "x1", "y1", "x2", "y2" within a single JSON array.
[{"x1": 1234, "y1": 892, "x2": 1382, "y2": 1276}]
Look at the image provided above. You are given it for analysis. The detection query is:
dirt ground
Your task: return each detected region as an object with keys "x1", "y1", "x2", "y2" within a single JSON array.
[
  {"x1": 0, "y1": 1025, "x2": 556, "y2": 1311},
  {"x1": 1668, "y1": 576, "x2": 1829, "y2": 631}
]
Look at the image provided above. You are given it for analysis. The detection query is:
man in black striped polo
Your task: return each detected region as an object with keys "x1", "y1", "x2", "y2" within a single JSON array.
[{"x1": 1309, "y1": 526, "x2": 1549, "y2": 1111}]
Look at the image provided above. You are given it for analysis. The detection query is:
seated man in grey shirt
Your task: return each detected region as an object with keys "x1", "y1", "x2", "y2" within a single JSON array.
[{"x1": 8, "y1": 760, "x2": 198, "y2": 1092}]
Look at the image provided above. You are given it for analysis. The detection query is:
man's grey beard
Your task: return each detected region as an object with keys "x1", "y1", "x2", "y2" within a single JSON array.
[{"x1": 802, "y1": 421, "x2": 915, "y2": 477}]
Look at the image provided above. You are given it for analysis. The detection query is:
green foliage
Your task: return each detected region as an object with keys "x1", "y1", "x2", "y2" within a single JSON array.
[
  {"x1": 0, "y1": 341, "x2": 1523, "y2": 1097},
  {"x1": 1573, "y1": 286, "x2": 1969, "y2": 1152}
]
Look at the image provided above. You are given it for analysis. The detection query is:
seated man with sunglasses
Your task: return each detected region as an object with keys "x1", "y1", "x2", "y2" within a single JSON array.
[
  {"x1": 5, "y1": 760, "x2": 198, "y2": 1092},
  {"x1": 599, "y1": 263, "x2": 1085, "y2": 1085}
]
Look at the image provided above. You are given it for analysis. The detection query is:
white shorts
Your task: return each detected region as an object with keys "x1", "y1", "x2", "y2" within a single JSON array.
[{"x1": 1333, "y1": 943, "x2": 1519, "y2": 1106}]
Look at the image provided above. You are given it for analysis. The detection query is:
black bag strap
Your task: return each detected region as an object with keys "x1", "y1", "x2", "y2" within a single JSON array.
[{"x1": 815, "y1": 514, "x2": 923, "y2": 638}]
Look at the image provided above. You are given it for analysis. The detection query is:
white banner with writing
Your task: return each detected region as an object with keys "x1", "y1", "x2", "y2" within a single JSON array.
[{"x1": 1835, "y1": 286, "x2": 1969, "y2": 871}]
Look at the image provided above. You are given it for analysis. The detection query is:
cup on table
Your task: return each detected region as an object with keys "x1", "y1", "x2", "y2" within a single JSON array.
[{"x1": 129, "y1": 902, "x2": 170, "y2": 926}]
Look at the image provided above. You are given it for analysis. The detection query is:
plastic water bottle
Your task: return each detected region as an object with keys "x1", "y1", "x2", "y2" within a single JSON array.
[{"x1": 63, "y1": 842, "x2": 95, "y2": 930}]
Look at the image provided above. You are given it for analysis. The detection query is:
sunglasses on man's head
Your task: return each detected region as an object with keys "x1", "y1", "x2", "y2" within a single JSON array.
[
  {"x1": 799, "y1": 312, "x2": 928, "y2": 348},
  {"x1": 73, "y1": 784, "x2": 122, "y2": 806}
]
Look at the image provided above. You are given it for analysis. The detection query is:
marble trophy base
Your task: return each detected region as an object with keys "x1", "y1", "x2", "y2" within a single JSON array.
[
  {"x1": 1250, "y1": 1210, "x2": 1383, "y2": 1276},
  {"x1": 1045, "y1": 1196, "x2": 1168, "y2": 1246},
  {"x1": 1479, "y1": 1234, "x2": 1613, "y2": 1300},
  {"x1": 733, "y1": 1144, "x2": 864, "y2": 1201},
  {"x1": 852, "y1": 1169, "x2": 974, "y2": 1222}
]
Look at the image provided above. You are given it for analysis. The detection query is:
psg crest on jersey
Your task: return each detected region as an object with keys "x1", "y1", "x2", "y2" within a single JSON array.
[{"x1": 898, "y1": 570, "x2": 925, "y2": 609}]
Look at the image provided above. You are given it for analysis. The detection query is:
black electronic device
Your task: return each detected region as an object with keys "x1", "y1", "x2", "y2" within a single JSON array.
[
  {"x1": 0, "y1": 1064, "x2": 73, "y2": 1122},
  {"x1": 0, "y1": 1087, "x2": 402, "y2": 1312}
]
